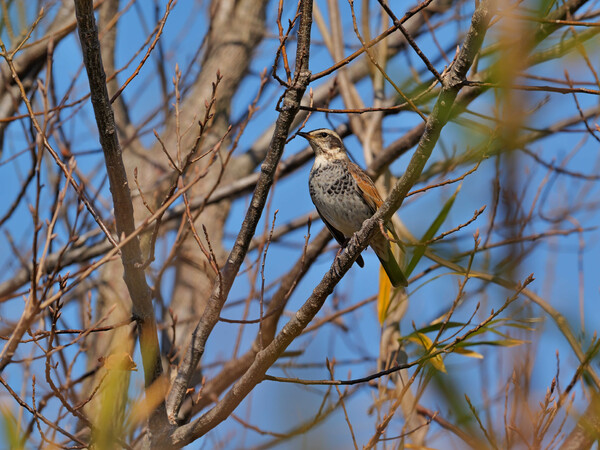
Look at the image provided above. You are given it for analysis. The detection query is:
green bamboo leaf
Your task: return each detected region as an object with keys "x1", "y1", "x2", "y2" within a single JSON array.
[
  {"x1": 454, "y1": 338, "x2": 529, "y2": 348},
  {"x1": 399, "y1": 317, "x2": 538, "y2": 346},
  {"x1": 470, "y1": 326, "x2": 531, "y2": 341},
  {"x1": 405, "y1": 184, "x2": 462, "y2": 276},
  {"x1": 487, "y1": 317, "x2": 541, "y2": 331}
]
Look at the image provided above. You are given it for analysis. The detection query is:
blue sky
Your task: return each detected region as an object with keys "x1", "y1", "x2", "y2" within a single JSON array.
[{"x1": 1, "y1": 0, "x2": 599, "y2": 447}]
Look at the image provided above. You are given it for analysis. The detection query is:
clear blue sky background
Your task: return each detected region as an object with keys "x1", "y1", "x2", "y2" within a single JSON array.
[{"x1": 1, "y1": 0, "x2": 599, "y2": 448}]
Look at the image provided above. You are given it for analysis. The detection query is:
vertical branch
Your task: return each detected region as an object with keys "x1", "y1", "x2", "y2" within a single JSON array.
[
  {"x1": 73, "y1": 0, "x2": 167, "y2": 436},
  {"x1": 165, "y1": 0, "x2": 314, "y2": 427}
]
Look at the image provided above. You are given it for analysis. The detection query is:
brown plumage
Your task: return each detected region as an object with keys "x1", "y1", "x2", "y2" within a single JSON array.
[{"x1": 299, "y1": 128, "x2": 408, "y2": 287}]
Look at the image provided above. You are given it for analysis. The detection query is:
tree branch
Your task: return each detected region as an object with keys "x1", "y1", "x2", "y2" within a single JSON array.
[
  {"x1": 170, "y1": 0, "x2": 495, "y2": 445},
  {"x1": 164, "y1": 0, "x2": 314, "y2": 427},
  {"x1": 73, "y1": 0, "x2": 168, "y2": 440}
]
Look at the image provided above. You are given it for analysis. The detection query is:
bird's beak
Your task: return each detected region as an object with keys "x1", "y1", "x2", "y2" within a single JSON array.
[{"x1": 297, "y1": 131, "x2": 312, "y2": 141}]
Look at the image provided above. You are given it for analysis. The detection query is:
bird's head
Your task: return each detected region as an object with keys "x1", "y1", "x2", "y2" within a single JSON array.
[{"x1": 298, "y1": 128, "x2": 347, "y2": 161}]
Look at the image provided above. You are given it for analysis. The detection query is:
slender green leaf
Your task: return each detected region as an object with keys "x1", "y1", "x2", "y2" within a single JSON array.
[
  {"x1": 405, "y1": 184, "x2": 462, "y2": 276},
  {"x1": 453, "y1": 338, "x2": 530, "y2": 348}
]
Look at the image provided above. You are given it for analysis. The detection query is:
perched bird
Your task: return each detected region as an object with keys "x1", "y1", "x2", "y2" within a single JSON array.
[{"x1": 298, "y1": 128, "x2": 408, "y2": 287}]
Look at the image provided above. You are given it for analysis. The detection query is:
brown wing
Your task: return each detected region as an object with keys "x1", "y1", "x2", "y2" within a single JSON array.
[
  {"x1": 348, "y1": 161, "x2": 383, "y2": 214},
  {"x1": 314, "y1": 206, "x2": 365, "y2": 268},
  {"x1": 348, "y1": 161, "x2": 402, "y2": 241}
]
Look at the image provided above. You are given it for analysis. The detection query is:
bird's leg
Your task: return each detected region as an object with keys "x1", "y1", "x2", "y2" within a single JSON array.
[
  {"x1": 332, "y1": 253, "x2": 344, "y2": 279},
  {"x1": 335, "y1": 238, "x2": 354, "y2": 259},
  {"x1": 352, "y1": 232, "x2": 362, "y2": 248},
  {"x1": 339, "y1": 237, "x2": 351, "y2": 250},
  {"x1": 332, "y1": 245, "x2": 346, "y2": 278},
  {"x1": 336, "y1": 237, "x2": 365, "y2": 269}
]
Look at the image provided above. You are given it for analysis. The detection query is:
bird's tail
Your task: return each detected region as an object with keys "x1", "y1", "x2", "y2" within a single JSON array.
[{"x1": 376, "y1": 244, "x2": 408, "y2": 288}]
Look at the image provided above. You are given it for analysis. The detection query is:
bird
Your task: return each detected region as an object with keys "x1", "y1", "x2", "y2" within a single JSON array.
[{"x1": 298, "y1": 128, "x2": 408, "y2": 287}]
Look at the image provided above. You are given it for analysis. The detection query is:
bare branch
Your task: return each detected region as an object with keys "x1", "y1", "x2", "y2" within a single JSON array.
[{"x1": 73, "y1": 0, "x2": 167, "y2": 438}]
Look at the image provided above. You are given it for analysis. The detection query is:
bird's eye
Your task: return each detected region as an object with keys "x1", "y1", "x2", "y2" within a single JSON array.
[{"x1": 319, "y1": 132, "x2": 328, "y2": 138}]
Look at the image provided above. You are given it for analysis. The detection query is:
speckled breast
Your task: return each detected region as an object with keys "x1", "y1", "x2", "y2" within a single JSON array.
[{"x1": 309, "y1": 161, "x2": 373, "y2": 237}]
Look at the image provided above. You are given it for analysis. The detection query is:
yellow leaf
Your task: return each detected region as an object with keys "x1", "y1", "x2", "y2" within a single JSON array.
[
  {"x1": 453, "y1": 347, "x2": 484, "y2": 359},
  {"x1": 407, "y1": 332, "x2": 447, "y2": 373},
  {"x1": 377, "y1": 265, "x2": 392, "y2": 324}
]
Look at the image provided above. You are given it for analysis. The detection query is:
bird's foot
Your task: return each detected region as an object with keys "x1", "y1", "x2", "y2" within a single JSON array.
[{"x1": 332, "y1": 249, "x2": 346, "y2": 279}]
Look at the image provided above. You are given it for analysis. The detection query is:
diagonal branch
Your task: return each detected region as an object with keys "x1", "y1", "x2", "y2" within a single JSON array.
[{"x1": 170, "y1": 0, "x2": 495, "y2": 446}]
